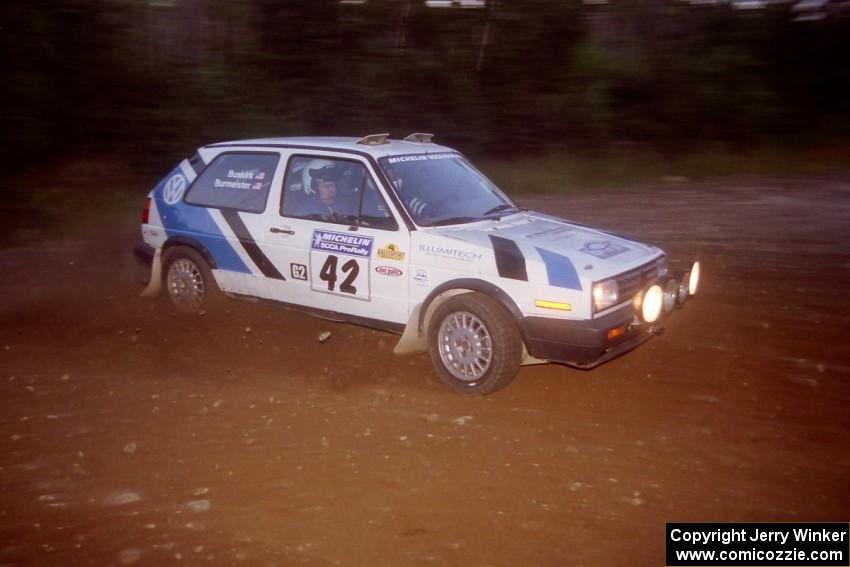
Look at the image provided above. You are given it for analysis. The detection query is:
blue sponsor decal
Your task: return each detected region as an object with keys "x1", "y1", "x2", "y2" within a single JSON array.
[
  {"x1": 311, "y1": 230, "x2": 373, "y2": 257},
  {"x1": 536, "y1": 247, "x2": 582, "y2": 291},
  {"x1": 153, "y1": 166, "x2": 250, "y2": 274}
]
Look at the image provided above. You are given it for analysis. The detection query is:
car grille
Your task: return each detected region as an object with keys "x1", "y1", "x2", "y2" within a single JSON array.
[{"x1": 616, "y1": 256, "x2": 666, "y2": 302}]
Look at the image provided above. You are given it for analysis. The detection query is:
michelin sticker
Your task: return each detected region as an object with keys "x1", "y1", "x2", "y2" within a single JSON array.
[
  {"x1": 163, "y1": 174, "x2": 187, "y2": 205},
  {"x1": 312, "y1": 230, "x2": 374, "y2": 258},
  {"x1": 580, "y1": 240, "x2": 629, "y2": 259},
  {"x1": 386, "y1": 152, "x2": 455, "y2": 164}
]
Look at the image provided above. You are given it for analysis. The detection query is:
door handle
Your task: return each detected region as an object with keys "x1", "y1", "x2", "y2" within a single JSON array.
[{"x1": 270, "y1": 227, "x2": 295, "y2": 235}]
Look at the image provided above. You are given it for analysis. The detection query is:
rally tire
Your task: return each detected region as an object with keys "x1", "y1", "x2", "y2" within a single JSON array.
[
  {"x1": 162, "y1": 246, "x2": 220, "y2": 313},
  {"x1": 427, "y1": 292, "x2": 523, "y2": 396}
]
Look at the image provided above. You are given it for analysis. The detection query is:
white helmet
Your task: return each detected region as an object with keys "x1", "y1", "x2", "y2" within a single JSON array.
[{"x1": 301, "y1": 159, "x2": 338, "y2": 195}]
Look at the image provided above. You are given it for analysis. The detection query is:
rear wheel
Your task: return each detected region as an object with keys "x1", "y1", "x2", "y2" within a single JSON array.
[
  {"x1": 162, "y1": 246, "x2": 218, "y2": 313},
  {"x1": 427, "y1": 293, "x2": 523, "y2": 396}
]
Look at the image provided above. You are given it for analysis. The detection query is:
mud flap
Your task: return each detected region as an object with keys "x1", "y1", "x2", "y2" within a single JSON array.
[
  {"x1": 520, "y1": 345, "x2": 548, "y2": 366},
  {"x1": 140, "y1": 248, "x2": 162, "y2": 297},
  {"x1": 393, "y1": 304, "x2": 427, "y2": 355}
]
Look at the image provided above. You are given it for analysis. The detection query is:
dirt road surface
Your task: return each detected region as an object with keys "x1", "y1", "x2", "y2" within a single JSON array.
[{"x1": 1, "y1": 177, "x2": 849, "y2": 566}]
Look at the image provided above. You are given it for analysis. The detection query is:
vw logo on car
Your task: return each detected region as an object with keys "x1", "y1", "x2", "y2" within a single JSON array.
[{"x1": 162, "y1": 174, "x2": 187, "y2": 205}]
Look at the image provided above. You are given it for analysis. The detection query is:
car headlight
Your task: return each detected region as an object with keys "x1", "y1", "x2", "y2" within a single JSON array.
[
  {"x1": 688, "y1": 261, "x2": 701, "y2": 296},
  {"x1": 640, "y1": 284, "x2": 663, "y2": 323},
  {"x1": 677, "y1": 273, "x2": 689, "y2": 304},
  {"x1": 592, "y1": 279, "x2": 619, "y2": 312},
  {"x1": 657, "y1": 256, "x2": 669, "y2": 278},
  {"x1": 663, "y1": 278, "x2": 678, "y2": 313}
]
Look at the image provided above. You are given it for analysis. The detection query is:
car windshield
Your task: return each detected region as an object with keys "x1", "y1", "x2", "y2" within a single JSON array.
[{"x1": 378, "y1": 153, "x2": 519, "y2": 227}]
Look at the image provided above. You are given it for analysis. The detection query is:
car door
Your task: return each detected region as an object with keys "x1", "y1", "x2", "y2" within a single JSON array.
[
  {"x1": 179, "y1": 150, "x2": 286, "y2": 299},
  {"x1": 262, "y1": 152, "x2": 411, "y2": 326}
]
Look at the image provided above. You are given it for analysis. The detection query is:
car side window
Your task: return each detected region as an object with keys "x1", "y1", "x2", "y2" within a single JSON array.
[
  {"x1": 281, "y1": 156, "x2": 397, "y2": 230},
  {"x1": 185, "y1": 152, "x2": 277, "y2": 213},
  {"x1": 281, "y1": 156, "x2": 359, "y2": 225}
]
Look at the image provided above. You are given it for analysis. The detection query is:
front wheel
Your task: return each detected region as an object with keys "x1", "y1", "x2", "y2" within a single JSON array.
[
  {"x1": 162, "y1": 246, "x2": 218, "y2": 313},
  {"x1": 427, "y1": 293, "x2": 523, "y2": 396}
]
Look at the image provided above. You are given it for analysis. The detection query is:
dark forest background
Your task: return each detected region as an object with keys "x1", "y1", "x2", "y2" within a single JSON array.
[{"x1": 1, "y1": 0, "x2": 849, "y2": 174}]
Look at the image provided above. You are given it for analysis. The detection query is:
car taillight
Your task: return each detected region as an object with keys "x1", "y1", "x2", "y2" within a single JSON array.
[{"x1": 142, "y1": 197, "x2": 151, "y2": 224}]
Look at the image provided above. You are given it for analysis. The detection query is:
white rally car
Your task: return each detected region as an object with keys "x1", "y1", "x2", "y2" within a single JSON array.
[{"x1": 139, "y1": 133, "x2": 700, "y2": 395}]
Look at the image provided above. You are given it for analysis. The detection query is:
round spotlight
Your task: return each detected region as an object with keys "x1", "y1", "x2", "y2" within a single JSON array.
[
  {"x1": 641, "y1": 284, "x2": 663, "y2": 323},
  {"x1": 688, "y1": 261, "x2": 701, "y2": 296},
  {"x1": 678, "y1": 273, "x2": 690, "y2": 304},
  {"x1": 663, "y1": 278, "x2": 678, "y2": 313}
]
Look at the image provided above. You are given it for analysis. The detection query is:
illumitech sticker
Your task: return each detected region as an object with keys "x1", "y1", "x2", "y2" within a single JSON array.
[{"x1": 418, "y1": 244, "x2": 482, "y2": 261}]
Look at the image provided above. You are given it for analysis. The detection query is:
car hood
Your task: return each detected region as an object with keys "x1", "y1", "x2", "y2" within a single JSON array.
[{"x1": 426, "y1": 210, "x2": 662, "y2": 282}]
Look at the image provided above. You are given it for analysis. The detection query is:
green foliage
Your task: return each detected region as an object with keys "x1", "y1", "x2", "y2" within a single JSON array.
[
  {"x1": 480, "y1": 145, "x2": 850, "y2": 194},
  {"x1": 0, "y1": 0, "x2": 848, "y2": 169}
]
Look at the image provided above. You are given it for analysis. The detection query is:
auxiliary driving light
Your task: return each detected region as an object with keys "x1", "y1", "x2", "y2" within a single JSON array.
[
  {"x1": 663, "y1": 278, "x2": 678, "y2": 313},
  {"x1": 677, "y1": 272, "x2": 690, "y2": 304},
  {"x1": 688, "y1": 261, "x2": 701, "y2": 296},
  {"x1": 641, "y1": 284, "x2": 663, "y2": 323}
]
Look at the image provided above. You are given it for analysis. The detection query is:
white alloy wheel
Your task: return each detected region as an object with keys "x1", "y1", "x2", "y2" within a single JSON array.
[
  {"x1": 437, "y1": 310, "x2": 493, "y2": 381},
  {"x1": 427, "y1": 293, "x2": 523, "y2": 396},
  {"x1": 167, "y1": 258, "x2": 206, "y2": 311},
  {"x1": 162, "y1": 246, "x2": 217, "y2": 313}
]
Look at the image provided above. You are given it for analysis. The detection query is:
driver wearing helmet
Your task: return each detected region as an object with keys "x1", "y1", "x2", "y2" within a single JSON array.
[{"x1": 298, "y1": 159, "x2": 342, "y2": 219}]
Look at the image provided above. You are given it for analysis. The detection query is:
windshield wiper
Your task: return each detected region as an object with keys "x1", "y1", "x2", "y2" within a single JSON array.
[{"x1": 483, "y1": 203, "x2": 522, "y2": 217}]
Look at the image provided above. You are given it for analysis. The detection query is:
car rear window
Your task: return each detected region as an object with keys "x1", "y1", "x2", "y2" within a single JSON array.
[{"x1": 185, "y1": 152, "x2": 279, "y2": 213}]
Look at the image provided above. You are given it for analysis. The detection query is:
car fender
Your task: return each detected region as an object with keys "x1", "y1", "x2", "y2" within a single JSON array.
[
  {"x1": 393, "y1": 278, "x2": 531, "y2": 357},
  {"x1": 161, "y1": 236, "x2": 219, "y2": 269},
  {"x1": 140, "y1": 236, "x2": 218, "y2": 299}
]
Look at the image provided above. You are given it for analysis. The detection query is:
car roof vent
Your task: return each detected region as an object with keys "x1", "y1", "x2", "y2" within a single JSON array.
[
  {"x1": 403, "y1": 132, "x2": 434, "y2": 143},
  {"x1": 356, "y1": 133, "x2": 390, "y2": 146}
]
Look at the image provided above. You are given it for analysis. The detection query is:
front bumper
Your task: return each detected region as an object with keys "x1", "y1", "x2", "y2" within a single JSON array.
[
  {"x1": 523, "y1": 259, "x2": 700, "y2": 368},
  {"x1": 523, "y1": 305, "x2": 660, "y2": 369}
]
